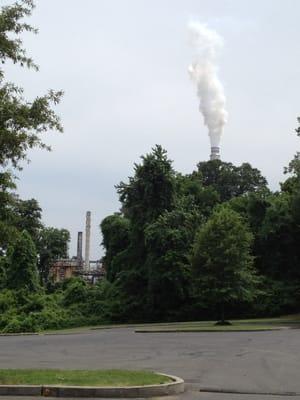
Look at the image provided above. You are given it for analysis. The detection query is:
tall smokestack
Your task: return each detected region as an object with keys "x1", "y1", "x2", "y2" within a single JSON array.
[
  {"x1": 77, "y1": 232, "x2": 83, "y2": 262},
  {"x1": 210, "y1": 146, "x2": 220, "y2": 160},
  {"x1": 85, "y1": 211, "x2": 91, "y2": 270}
]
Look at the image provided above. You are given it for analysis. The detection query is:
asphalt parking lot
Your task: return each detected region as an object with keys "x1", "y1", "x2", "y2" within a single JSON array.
[{"x1": 0, "y1": 327, "x2": 299, "y2": 399}]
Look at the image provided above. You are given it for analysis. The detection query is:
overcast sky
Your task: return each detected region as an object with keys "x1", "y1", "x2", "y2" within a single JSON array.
[{"x1": 6, "y1": 0, "x2": 300, "y2": 259}]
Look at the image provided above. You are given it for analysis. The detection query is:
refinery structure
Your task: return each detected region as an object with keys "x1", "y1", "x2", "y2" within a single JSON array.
[{"x1": 50, "y1": 211, "x2": 105, "y2": 284}]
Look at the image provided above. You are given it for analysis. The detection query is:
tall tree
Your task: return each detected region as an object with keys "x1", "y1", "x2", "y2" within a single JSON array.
[
  {"x1": 0, "y1": 172, "x2": 18, "y2": 253},
  {"x1": 175, "y1": 173, "x2": 220, "y2": 217},
  {"x1": 145, "y1": 206, "x2": 201, "y2": 319},
  {"x1": 258, "y1": 193, "x2": 300, "y2": 281},
  {"x1": 0, "y1": 0, "x2": 63, "y2": 252},
  {"x1": 12, "y1": 198, "x2": 42, "y2": 242},
  {"x1": 195, "y1": 160, "x2": 268, "y2": 202},
  {"x1": 192, "y1": 206, "x2": 257, "y2": 324},
  {"x1": 113, "y1": 145, "x2": 176, "y2": 320},
  {"x1": 116, "y1": 144, "x2": 176, "y2": 267},
  {"x1": 117, "y1": 145, "x2": 176, "y2": 228},
  {"x1": 281, "y1": 153, "x2": 300, "y2": 194},
  {"x1": 6, "y1": 230, "x2": 40, "y2": 291},
  {"x1": 36, "y1": 227, "x2": 70, "y2": 282},
  {"x1": 0, "y1": 0, "x2": 63, "y2": 170},
  {"x1": 100, "y1": 214, "x2": 130, "y2": 282}
]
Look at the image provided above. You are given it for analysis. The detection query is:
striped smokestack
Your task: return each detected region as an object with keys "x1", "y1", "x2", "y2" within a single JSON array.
[
  {"x1": 77, "y1": 231, "x2": 83, "y2": 262},
  {"x1": 210, "y1": 146, "x2": 220, "y2": 160},
  {"x1": 85, "y1": 211, "x2": 91, "y2": 270}
]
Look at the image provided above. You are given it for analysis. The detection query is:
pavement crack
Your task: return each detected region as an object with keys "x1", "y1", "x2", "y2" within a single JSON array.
[{"x1": 199, "y1": 387, "x2": 299, "y2": 396}]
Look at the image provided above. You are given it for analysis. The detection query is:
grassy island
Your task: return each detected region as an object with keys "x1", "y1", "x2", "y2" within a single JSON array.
[{"x1": 0, "y1": 369, "x2": 171, "y2": 387}]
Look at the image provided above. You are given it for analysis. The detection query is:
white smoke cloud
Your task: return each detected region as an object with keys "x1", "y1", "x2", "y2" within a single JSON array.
[{"x1": 188, "y1": 21, "x2": 228, "y2": 148}]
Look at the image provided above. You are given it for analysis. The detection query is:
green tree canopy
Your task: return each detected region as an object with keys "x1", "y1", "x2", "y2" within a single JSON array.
[
  {"x1": 100, "y1": 214, "x2": 130, "y2": 282},
  {"x1": 109, "y1": 145, "x2": 177, "y2": 321},
  {"x1": 12, "y1": 198, "x2": 42, "y2": 242},
  {"x1": 115, "y1": 144, "x2": 176, "y2": 277},
  {"x1": 6, "y1": 230, "x2": 40, "y2": 291},
  {"x1": 194, "y1": 160, "x2": 268, "y2": 202},
  {"x1": 258, "y1": 193, "x2": 300, "y2": 281},
  {"x1": 175, "y1": 173, "x2": 220, "y2": 217},
  {"x1": 117, "y1": 145, "x2": 176, "y2": 228},
  {"x1": 0, "y1": 0, "x2": 63, "y2": 170},
  {"x1": 192, "y1": 206, "x2": 257, "y2": 323},
  {"x1": 0, "y1": 0, "x2": 64, "y2": 259},
  {"x1": 144, "y1": 207, "x2": 201, "y2": 319},
  {"x1": 36, "y1": 227, "x2": 70, "y2": 282}
]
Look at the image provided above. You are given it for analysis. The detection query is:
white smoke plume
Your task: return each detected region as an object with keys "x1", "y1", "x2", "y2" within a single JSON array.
[{"x1": 188, "y1": 21, "x2": 228, "y2": 148}]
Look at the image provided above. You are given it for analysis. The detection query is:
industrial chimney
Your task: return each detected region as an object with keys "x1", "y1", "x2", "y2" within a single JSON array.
[
  {"x1": 77, "y1": 232, "x2": 83, "y2": 263},
  {"x1": 85, "y1": 211, "x2": 91, "y2": 270},
  {"x1": 210, "y1": 146, "x2": 220, "y2": 160}
]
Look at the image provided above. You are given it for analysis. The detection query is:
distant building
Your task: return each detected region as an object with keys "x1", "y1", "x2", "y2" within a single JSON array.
[
  {"x1": 50, "y1": 258, "x2": 82, "y2": 282},
  {"x1": 49, "y1": 211, "x2": 106, "y2": 284},
  {"x1": 49, "y1": 258, "x2": 105, "y2": 284}
]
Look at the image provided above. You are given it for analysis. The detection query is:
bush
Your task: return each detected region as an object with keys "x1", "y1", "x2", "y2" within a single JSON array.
[
  {"x1": 2, "y1": 317, "x2": 24, "y2": 333},
  {"x1": 0, "y1": 290, "x2": 16, "y2": 313},
  {"x1": 63, "y1": 278, "x2": 88, "y2": 306}
]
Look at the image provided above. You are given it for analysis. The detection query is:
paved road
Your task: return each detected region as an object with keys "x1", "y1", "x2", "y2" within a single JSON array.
[
  {"x1": 1, "y1": 395, "x2": 300, "y2": 400},
  {"x1": 0, "y1": 328, "x2": 300, "y2": 399}
]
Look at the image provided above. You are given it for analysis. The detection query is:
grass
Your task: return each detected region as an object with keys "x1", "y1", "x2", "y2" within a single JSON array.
[
  {"x1": 0, "y1": 369, "x2": 172, "y2": 387},
  {"x1": 134, "y1": 315, "x2": 300, "y2": 332},
  {"x1": 39, "y1": 314, "x2": 300, "y2": 335}
]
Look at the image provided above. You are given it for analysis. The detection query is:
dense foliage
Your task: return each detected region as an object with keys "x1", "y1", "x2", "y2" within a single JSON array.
[
  {"x1": 0, "y1": 1, "x2": 299, "y2": 332},
  {"x1": 0, "y1": 0, "x2": 71, "y2": 332},
  {"x1": 98, "y1": 147, "x2": 300, "y2": 323},
  {"x1": 192, "y1": 207, "x2": 257, "y2": 323}
]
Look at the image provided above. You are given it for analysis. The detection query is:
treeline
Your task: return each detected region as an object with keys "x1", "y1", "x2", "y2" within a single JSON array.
[
  {"x1": 1, "y1": 1, "x2": 300, "y2": 332},
  {"x1": 0, "y1": 0, "x2": 74, "y2": 332},
  {"x1": 99, "y1": 145, "x2": 300, "y2": 322},
  {"x1": 2, "y1": 143, "x2": 300, "y2": 332},
  {"x1": 0, "y1": 0, "x2": 117, "y2": 333}
]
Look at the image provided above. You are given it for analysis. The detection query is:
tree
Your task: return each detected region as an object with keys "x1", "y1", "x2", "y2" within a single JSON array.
[
  {"x1": 0, "y1": 0, "x2": 63, "y2": 254},
  {"x1": 0, "y1": 172, "x2": 18, "y2": 253},
  {"x1": 12, "y1": 198, "x2": 42, "y2": 242},
  {"x1": 228, "y1": 192, "x2": 270, "y2": 234},
  {"x1": 112, "y1": 145, "x2": 176, "y2": 320},
  {"x1": 279, "y1": 117, "x2": 300, "y2": 193},
  {"x1": 36, "y1": 227, "x2": 70, "y2": 282},
  {"x1": 281, "y1": 152, "x2": 300, "y2": 194},
  {"x1": 116, "y1": 144, "x2": 176, "y2": 264},
  {"x1": 175, "y1": 173, "x2": 220, "y2": 217},
  {"x1": 100, "y1": 214, "x2": 130, "y2": 282},
  {"x1": 117, "y1": 145, "x2": 176, "y2": 229},
  {"x1": 194, "y1": 160, "x2": 268, "y2": 202},
  {"x1": 192, "y1": 207, "x2": 257, "y2": 324},
  {"x1": 6, "y1": 230, "x2": 40, "y2": 291},
  {"x1": 0, "y1": 0, "x2": 63, "y2": 170},
  {"x1": 144, "y1": 206, "x2": 202, "y2": 320},
  {"x1": 63, "y1": 278, "x2": 88, "y2": 306},
  {"x1": 258, "y1": 193, "x2": 300, "y2": 281}
]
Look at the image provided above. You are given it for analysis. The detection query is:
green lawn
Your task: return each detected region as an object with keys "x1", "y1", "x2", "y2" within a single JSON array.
[
  {"x1": 0, "y1": 369, "x2": 171, "y2": 387},
  {"x1": 134, "y1": 315, "x2": 300, "y2": 332},
  {"x1": 40, "y1": 314, "x2": 300, "y2": 335}
]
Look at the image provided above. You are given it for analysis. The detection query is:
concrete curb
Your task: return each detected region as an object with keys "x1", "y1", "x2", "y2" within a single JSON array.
[
  {"x1": 0, "y1": 385, "x2": 41, "y2": 396},
  {"x1": 0, "y1": 333, "x2": 39, "y2": 337},
  {"x1": 0, "y1": 374, "x2": 184, "y2": 398}
]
